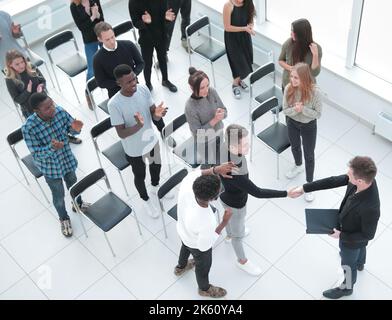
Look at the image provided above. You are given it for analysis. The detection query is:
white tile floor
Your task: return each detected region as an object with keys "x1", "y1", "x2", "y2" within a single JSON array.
[{"x1": 0, "y1": 0, "x2": 392, "y2": 300}]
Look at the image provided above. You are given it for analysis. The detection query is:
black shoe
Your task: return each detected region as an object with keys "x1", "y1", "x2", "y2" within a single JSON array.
[
  {"x1": 323, "y1": 287, "x2": 353, "y2": 299},
  {"x1": 162, "y1": 80, "x2": 177, "y2": 93},
  {"x1": 146, "y1": 82, "x2": 153, "y2": 92},
  {"x1": 68, "y1": 135, "x2": 82, "y2": 144},
  {"x1": 357, "y1": 264, "x2": 364, "y2": 271}
]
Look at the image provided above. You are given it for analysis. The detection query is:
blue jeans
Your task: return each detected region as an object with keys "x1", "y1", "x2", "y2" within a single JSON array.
[
  {"x1": 339, "y1": 240, "x2": 366, "y2": 289},
  {"x1": 84, "y1": 41, "x2": 101, "y2": 81},
  {"x1": 45, "y1": 171, "x2": 82, "y2": 220}
]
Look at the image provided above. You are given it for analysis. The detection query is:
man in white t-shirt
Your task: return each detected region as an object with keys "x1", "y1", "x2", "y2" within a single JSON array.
[
  {"x1": 175, "y1": 162, "x2": 236, "y2": 298},
  {"x1": 108, "y1": 64, "x2": 168, "y2": 218}
]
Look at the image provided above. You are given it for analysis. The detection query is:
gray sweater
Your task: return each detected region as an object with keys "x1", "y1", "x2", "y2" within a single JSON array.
[
  {"x1": 185, "y1": 87, "x2": 227, "y2": 141},
  {"x1": 283, "y1": 84, "x2": 323, "y2": 123}
]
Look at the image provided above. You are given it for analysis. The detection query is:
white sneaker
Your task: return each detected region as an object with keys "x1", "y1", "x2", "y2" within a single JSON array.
[
  {"x1": 236, "y1": 260, "x2": 262, "y2": 276},
  {"x1": 225, "y1": 227, "x2": 250, "y2": 243},
  {"x1": 304, "y1": 192, "x2": 315, "y2": 202},
  {"x1": 285, "y1": 165, "x2": 304, "y2": 179},
  {"x1": 150, "y1": 185, "x2": 175, "y2": 200},
  {"x1": 143, "y1": 198, "x2": 160, "y2": 219}
]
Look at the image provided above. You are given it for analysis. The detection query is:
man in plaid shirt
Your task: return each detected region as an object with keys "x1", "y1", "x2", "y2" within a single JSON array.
[{"x1": 22, "y1": 92, "x2": 89, "y2": 237}]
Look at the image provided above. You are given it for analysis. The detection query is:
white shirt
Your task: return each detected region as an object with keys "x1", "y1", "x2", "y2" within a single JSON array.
[
  {"x1": 103, "y1": 41, "x2": 118, "y2": 52},
  {"x1": 176, "y1": 170, "x2": 219, "y2": 252},
  {"x1": 108, "y1": 84, "x2": 158, "y2": 157}
]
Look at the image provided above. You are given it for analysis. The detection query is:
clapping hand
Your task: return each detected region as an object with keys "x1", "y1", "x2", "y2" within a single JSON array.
[
  {"x1": 329, "y1": 228, "x2": 341, "y2": 239},
  {"x1": 91, "y1": 4, "x2": 100, "y2": 19},
  {"x1": 287, "y1": 186, "x2": 304, "y2": 198},
  {"x1": 11, "y1": 22, "x2": 22, "y2": 37},
  {"x1": 154, "y1": 101, "x2": 168, "y2": 118},
  {"x1": 134, "y1": 112, "x2": 144, "y2": 127},
  {"x1": 214, "y1": 108, "x2": 225, "y2": 122},
  {"x1": 36, "y1": 83, "x2": 45, "y2": 93},
  {"x1": 245, "y1": 24, "x2": 255, "y2": 35},
  {"x1": 71, "y1": 119, "x2": 84, "y2": 132},
  {"x1": 51, "y1": 139, "x2": 64, "y2": 150},
  {"x1": 26, "y1": 80, "x2": 33, "y2": 93},
  {"x1": 214, "y1": 161, "x2": 239, "y2": 179},
  {"x1": 293, "y1": 102, "x2": 304, "y2": 113},
  {"x1": 165, "y1": 8, "x2": 176, "y2": 22},
  {"x1": 142, "y1": 11, "x2": 152, "y2": 24}
]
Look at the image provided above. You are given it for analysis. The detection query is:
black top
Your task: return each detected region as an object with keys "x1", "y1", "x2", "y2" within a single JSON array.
[
  {"x1": 219, "y1": 149, "x2": 287, "y2": 208},
  {"x1": 128, "y1": 0, "x2": 168, "y2": 46},
  {"x1": 70, "y1": 0, "x2": 104, "y2": 44},
  {"x1": 93, "y1": 40, "x2": 144, "y2": 98},
  {"x1": 304, "y1": 175, "x2": 380, "y2": 249},
  {"x1": 6, "y1": 69, "x2": 46, "y2": 115}
]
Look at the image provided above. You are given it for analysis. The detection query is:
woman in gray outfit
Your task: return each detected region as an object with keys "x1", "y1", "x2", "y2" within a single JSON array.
[{"x1": 184, "y1": 67, "x2": 228, "y2": 168}]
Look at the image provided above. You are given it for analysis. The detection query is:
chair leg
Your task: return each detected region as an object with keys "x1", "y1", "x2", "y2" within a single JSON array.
[
  {"x1": 35, "y1": 177, "x2": 50, "y2": 204},
  {"x1": 43, "y1": 62, "x2": 56, "y2": 89},
  {"x1": 118, "y1": 170, "x2": 129, "y2": 197},
  {"x1": 276, "y1": 153, "x2": 280, "y2": 180},
  {"x1": 72, "y1": 200, "x2": 88, "y2": 238},
  {"x1": 50, "y1": 64, "x2": 61, "y2": 91},
  {"x1": 132, "y1": 208, "x2": 143, "y2": 236},
  {"x1": 103, "y1": 232, "x2": 116, "y2": 257},
  {"x1": 159, "y1": 201, "x2": 168, "y2": 239},
  {"x1": 68, "y1": 78, "x2": 81, "y2": 104},
  {"x1": 210, "y1": 61, "x2": 216, "y2": 88}
]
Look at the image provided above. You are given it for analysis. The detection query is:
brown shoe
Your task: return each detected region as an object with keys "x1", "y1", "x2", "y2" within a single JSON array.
[
  {"x1": 198, "y1": 285, "x2": 227, "y2": 298},
  {"x1": 174, "y1": 259, "x2": 195, "y2": 276}
]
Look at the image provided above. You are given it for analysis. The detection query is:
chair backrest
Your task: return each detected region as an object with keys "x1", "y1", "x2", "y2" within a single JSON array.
[
  {"x1": 249, "y1": 62, "x2": 275, "y2": 85},
  {"x1": 91, "y1": 117, "x2": 112, "y2": 139},
  {"x1": 113, "y1": 20, "x2": 135, "y2": 37},
  {"x1": 251, "y1": 97, "x2": 279, "y2": 122},
  {"x1": 86, "y1": 77, "x2": 99, "y2": 94},
  {"x1": 70, "y1": 168, "x2": 106, "y2": 199},
  {"x1": 44, "y1": 30, "x2": 75, "y2": 51},
  {"x1": 161, "y1": 114, "x2": 187, "y2": 140},
  {"x1": 157, "y1": 168, "x2": 188, "y2": 199},
  {"x1": 186, "y1": 15, "x2": 209, "y2": 37},
  {"x1": 7, "y1": 127, "x2": 23, "y2": 146}
]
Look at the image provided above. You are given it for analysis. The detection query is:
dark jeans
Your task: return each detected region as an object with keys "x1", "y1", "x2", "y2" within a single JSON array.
[
  {"x1": 178, "y1": 242, "x2": 212, "y2": 291},
  {"x1": 84, "y1": 41, "x2": 101, "y2": 81},
  {"x1": 165, "y1": 0, "x2": 192, "y2": 51},
  {"x1": 340, "y1": 240, "x2": 367, "y2": 290},
  {"x1": 45, "y1": 171, "x2": 82, "y2": 221},
  {"x1": 286, "y1": 117, "x2": 317, "y2": 182},
  {"x1": 140, "y1": 39, "x2": 168, "y2": 84},
  {"x1": 125, "y1": 142, "x2": 161, "y2": 201}
]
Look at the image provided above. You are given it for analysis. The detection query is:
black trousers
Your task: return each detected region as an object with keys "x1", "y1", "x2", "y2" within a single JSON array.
[
  {"x1": 178, "y1": 242, "x2": 212, "y2": 291},
  {"x1": 140, "y1": 38, "x2": 168, "y2": 85},
  {"x1": 340, "y1": 240, "x2": 367, "y2": 290},
  {"x1": 286, "y1": 117, "x2": 317, "y2": 182},
  {"x1": 125, "y1": 142, "x2": 161, "y2": 201},
  {"x1": 165, "y1": 0, "x2": 192, "y2": 51}
]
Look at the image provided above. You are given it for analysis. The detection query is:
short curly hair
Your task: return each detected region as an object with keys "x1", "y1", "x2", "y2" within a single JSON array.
[{"x1": 192, "y1": 175, "x2": 221, "y2": 202}]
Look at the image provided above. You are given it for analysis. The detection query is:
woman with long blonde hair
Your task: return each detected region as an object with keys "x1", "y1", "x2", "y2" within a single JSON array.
[
  {"x1": 283, "y1": 62, "x2": 323, "y2": 202},
  {"x1": 5, "y1": 49, "x2": 45, "y2": 118}
]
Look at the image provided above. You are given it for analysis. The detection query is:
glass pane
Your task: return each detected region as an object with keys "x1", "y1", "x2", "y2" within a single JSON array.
[
  {"x1": 266, "y1": 0, "x2": 353, "y2": 59},
  {"x1": 356, "y1": 0, "x2": 392, "y2": 84}
]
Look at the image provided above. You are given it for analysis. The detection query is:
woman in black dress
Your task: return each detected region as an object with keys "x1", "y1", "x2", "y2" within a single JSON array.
[{"x1": 223, "y1": 0, "x2": 255, "y2": 99}]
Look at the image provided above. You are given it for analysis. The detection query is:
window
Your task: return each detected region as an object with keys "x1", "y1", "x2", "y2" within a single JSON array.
[
  {"x1": 265, "y1": 0, "x2": 353, "y2": 59},
  {"x1": 355, "y1": 0, "x2": 392, "y2": 84}
]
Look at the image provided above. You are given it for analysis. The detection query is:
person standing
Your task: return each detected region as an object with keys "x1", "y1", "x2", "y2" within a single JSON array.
[
  {"x1": 175, "y1": 162, "x2": 236, "y2": 298},
  {"x1": 0, "y1": 10, "x2": 28, "y2": 71},
  {"x1": 70, "y1": 0, "x2": 104, "y2": 83},
  {"x1": 108, "y1": 64, "x2": 169, "y2": 218},
  {"x1": 5, "y1": 50, "x2": 82, "y2": 144},
  {"x1": 219, "y1": 124, "x2": 293, "y2": 275},
  {"x1": 283, "y1": 62, "x2": 322, "y2": 202},
  {"x1": 292, "y1": 156, "x2": 380, "y2": 299},
  {"x1": 185, "y1": 67, "x2": 227, "y2": 168},
  {"x1": 22, "y1": 93, "x2": 89, "y2": 237},
  {"x1": 223, "y1": 0, "x2": 256, "y2": 99},
  {"x1": 165, "y1": 0, "x2": 192, "y2": 53},
  {"x1": 278, "y1": 18, "x2": 322, "y2": 90},
  {"x1": 128, "y1": 0, "x2": 178, "y2": 92}
]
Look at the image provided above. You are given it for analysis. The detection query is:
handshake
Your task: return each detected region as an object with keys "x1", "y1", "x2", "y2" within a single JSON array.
[{"x1": 287, "y1": 186, "x2": 305, "y2": 198}]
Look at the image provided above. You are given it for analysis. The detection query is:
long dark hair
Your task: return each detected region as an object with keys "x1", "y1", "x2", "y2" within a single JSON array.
[
  {"x1": 291, "y1": 18, "x2": 313, "y2": 64},
  {"x1": 188, "y1": 67, "x2": 209, "y2": 97},
  {"x1": 243, "y1": 0, "x2": 256, "y2": 24}
]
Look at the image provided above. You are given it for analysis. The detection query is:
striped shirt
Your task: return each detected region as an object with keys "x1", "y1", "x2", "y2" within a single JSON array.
[{"x1": 22, "y1": 106, "x2": 79, "y2": 179}]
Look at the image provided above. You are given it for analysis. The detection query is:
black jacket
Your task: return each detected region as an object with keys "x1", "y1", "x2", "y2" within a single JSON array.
[
  {"x1": 304, "y1": 174, "x2": 380, "y2": 249},
  {"x1": 70, "y1": 0, "x2": 104, "y2": 44}
]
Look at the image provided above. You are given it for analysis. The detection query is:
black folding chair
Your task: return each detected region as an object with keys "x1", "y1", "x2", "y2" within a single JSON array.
[
  {"x1": 70, "y1": 168, "x2": 142, "y2": 257},
  {"x1": 86, "y1": 77, "x2": 109, "y2": 121},
  {"x1": 250, "y1": 97, "x2": 291, "y2": 179}
]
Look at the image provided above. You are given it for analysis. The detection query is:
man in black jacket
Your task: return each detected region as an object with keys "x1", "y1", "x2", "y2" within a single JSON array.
[{"x1": 293, "y1": 156, "x2": 380, "y2": 299}]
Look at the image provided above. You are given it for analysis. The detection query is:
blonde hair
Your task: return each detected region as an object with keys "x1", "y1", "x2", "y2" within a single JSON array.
[
  {"x1": 5, "y1": 50, "x2": 37, "y2": 82},
  {"x1": 286, "y1": 62, "x2": 314, "y2": 105}
]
